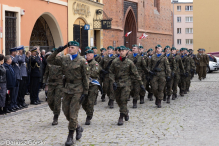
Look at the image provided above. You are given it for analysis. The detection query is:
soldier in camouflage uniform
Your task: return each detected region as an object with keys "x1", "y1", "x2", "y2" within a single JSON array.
[
  {"x1": 163, "y1": 46, "x2": 176, "y2": 103},
  {"x1": 128, "y1": 44, "x2": 149, "y2": 108},
  {"x1": 100, "y1": 48, "x2": 107, "y2": 58},
  {"x1": 99, "y1": 46, "x2": 116, "y2": 108},
  {"x1": 83, "y1": 46, "x2": 91, "y2": 59},
  {"x1": 82, "y1": 50, "x2": 102, "y2": 125},
  {"x1": 146, "y1": 48, "x2": 154, "y2": 101},
  {"x1": 148, "y1": 45, "x2": 171, "y2": 108},
  {"x1": 187, "y1": 50, "x2": 196, "y2": 92},
  {"x1": 109, "y1": 46, "x2": 145, "y2": 126},
  {"x1": 92, "y1": 46, "x2": 102, "y2": 63},
  {"x1": 178, "y1": 48, "x2": 190, "y2": 96},
  {"x1": 43, "y1": 51, "x2": 63, "y2": 126},
  {"x1": 47, "y1": 41, "x2": 89, "y2": 146},
  {"x1": 202, "y1": 49, "x2": 209, "y2": 79},
  {"x1": 115, "y1": 47, "x2": 120, "y2": 57},
  {"x1": 171, "y1": 47, "x2": 185, "y2": 99}
]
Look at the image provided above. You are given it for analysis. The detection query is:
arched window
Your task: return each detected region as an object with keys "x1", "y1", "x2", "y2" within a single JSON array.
[{"x1": 154, "y1": 0, "x2": 160, "y2": 12}]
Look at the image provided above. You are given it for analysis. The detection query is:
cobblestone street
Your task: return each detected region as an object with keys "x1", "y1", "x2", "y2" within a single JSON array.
[{"x1": 0, "y1": 71, "x2": 219, "y2": 146}]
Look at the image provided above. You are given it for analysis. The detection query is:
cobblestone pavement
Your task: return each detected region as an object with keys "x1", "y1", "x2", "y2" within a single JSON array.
[{"x1": 0, "y1": 71, "x2": 219, "y2": 146}]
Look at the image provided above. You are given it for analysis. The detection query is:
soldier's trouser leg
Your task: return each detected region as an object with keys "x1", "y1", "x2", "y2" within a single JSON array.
[
  {"x1": 132, "y1": 81, "x2": 140, "y2": 100},
  {"x1": 82, "y1": 86, "x2": 98, "y2": 117},
  {"x1": 109, "y1": 80, "x2": 115, "y2": 100},
  {"x1": 130, "y1": 81, "x2": 134, "y2": 98},
  {"x1": 173, "y1": 74, "x2": 180, "y2": 95},
  {"x1": 180, "y1": 76, "x2": 186, "y2": 91},
  {"x1": 203, "y1": 66, "x2": 207, "y2": 78},
  {"x1": 103, "y1": 77, "x2": 109, "y2": 96},
  {"x1": 186, "y1": 74, "x2": 191, "y2": 90},
  {"x1": 198, "y1": 66, "x2": 203, "y2": 79},
  {"x1": 166, "y1": 78, "x2": 173, "y2": 96},
  {"x1": 62, "y1": 93, "x2": 82, "y2": 130},
  {"x1": 151, "y1": 75, "x2": 166, "y2": 100},
  {"x1": 196, "y1": 65, "x2": 199, "y2": 74},
  {"x1": 47, "y1": 85, "x2": 62, "y2": 116},
  {"x1": 140, "y1": 77, "x2": 147, "y2": 97},
  {"x1": 115, "y1": 86, "x2": 130, "y2": 115}
]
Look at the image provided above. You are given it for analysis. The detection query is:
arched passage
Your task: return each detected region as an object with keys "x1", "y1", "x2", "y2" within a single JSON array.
[
  {"x1": 124, "y1": 8, "x2": 137, "y2": 49},
  {"x1": 29, "y1": 12, "x2": 63, "y2": 51}
]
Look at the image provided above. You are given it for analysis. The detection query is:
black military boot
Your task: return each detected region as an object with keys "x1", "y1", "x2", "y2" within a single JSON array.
[
  {"x1": 175, "y1": 94, "x2": 177, "y2": 98},
  {"x1": 184, "y1": 90, "x2": 187, "y2": 94},
  {"x1": 140, "y1": 96, "x2": 145, "y2": 104},
  {"x1": 187, "y1": 88, "x2": 190, "y2": 92},
  {"x1": 180, "y1": 90, "x2": 184, "y2": 96},
  {"x1": 157, "y1": 99, "x2": 161, "y2": 108},
  {"x1": 76, "y1": 125, "x2": 83, "y2": 140},
  {"x1": 155, "y1": 98, "x2": 158, "y2": 105},
  {"x1": 148, "y1": 93, "x2": 153, "y2": 101},
  {"x1": 172, "y1": 94, "x2": 176, "y2": 100},
  {"x1": 167, "y1": 96, "x2": 170, "y2": 104},
  {"x1": 124, "y1": 111, "x2": 129, "y2": 121},
  {"x1": 101, "y1": 94, "x2": 105, "y2": 102},
  {"x1": 65, "y1": 130, "x2": 74, "y2": 146},
  {"x1": 117, "y1": 113, "x2": 124, "y2": 126},
  {"x1": 52, "y1": 114, "x2": 59, "y2": 125},
  {"x1": 85, "y1": 116, "x2": 92, "y2": 125},
  {"x1": 163, "y1": 94, "x2": 166, "y2": 101},
  {"x1": 109, "y1": 99, "x2": 114, "y2": 109},
  {"x1": 133, "y1": 99, "x2": 137, "y2": 108}
]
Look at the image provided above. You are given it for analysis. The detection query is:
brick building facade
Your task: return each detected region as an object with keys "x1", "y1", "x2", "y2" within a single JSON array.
[{"x1": 103, "y1": 0, "x2": 173, "y2": 50}]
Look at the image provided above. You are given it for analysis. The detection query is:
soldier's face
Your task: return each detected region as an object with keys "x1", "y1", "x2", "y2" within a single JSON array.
[
  {"x1": 116, "y1": 50, "x2": 120, "y2": 54},
  {"x1": 139, "y1": 49, "x2": 143, "y2": 53},
  {"x1": 156, "y1": 47, "x2": 162, "y2": 54},
  {"x1": 68, "y1": 46, "x2": 79, "y2": 55},
  {"x1": 132, "y1": 47, "x2": 138, "y2": 53},
  {"x1": 86, "y1": 53, "x2": 94, "y2": 61},
  {"x1": 108, "y1": 49, "x2": 113, "y2": 54},
  {"x1": 120, "y1": 50, "x2": 128, "y2": 57},
  {"x1": 93, "y1": 49, "x2": 97, "y2": 54},
  {"x1": 172, "y1": 50, "x2": 176, "y2": 54},
  {"x1": 32, "y1": 51, "x2": 37, "y2": 56},
  {"x1": 165, "y1": 48, "x2": 170, "y2": 53}
]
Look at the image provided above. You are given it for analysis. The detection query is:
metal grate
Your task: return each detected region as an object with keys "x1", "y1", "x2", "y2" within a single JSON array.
[
  {"x1": 5, "y1": 11, "x2": 16, "y2": 55},
  {"x1": 29, "y1": 16, "x2": 54, "y2": 52},
  {"x1": 93, "y1": 9, "x2": 112, "y2": 29}
]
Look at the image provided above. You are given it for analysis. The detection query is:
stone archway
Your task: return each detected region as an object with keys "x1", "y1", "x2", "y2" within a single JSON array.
[
  {"x1": 29, "y1": 12, "x2": 63, "y2": 51},
  {"x1": 124, "y1": 8, "x2": 137, "y2": 49}
]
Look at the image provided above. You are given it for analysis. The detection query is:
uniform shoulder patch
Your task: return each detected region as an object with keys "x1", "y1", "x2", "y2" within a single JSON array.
[
  {"x1": 96, "y1": 63, "x2": 98, "y2": 66},
  {"x1": 85, "y1": 62, "x2": 88, "y2": 65}
]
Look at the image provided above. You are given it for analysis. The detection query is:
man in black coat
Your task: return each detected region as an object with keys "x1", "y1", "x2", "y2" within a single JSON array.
[
  {"x1": 29, "y1": 47, "x2": 41, "y2": 105},
  {"x1": 3, "y1": 55, "x2": 16, "y2": 112}
]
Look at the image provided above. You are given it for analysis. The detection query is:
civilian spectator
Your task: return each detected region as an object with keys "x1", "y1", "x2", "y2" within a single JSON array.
[
  {"x1": 3, "y1": 55, "x2": 16, "y2": 113},
  {"x1": 17, "y1": 46, "x2": 28, "y2": 108},
  {"x1": 0, "y1": 54, "x2": 7, "y2": 115}
]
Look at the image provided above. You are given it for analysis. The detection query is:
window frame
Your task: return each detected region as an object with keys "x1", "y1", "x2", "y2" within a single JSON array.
[
  {"x1": 185, "y1": 28, "x2": 193, "y2": 34},
  {"x1": 177, "y1": 6, "x2": 181, "y2": 11},
  {"x1": 177, "y1": 28, "x2": 181, "y2": 34},
  {"x1": 177, "y1": 17, "x2": 181, "y2": 23},
  {"x1": 186, "y1": 39, "x2": 193, "y2": 45},
  {"x1": 185, "y1": 5, "x2": 193, "y2": 11},
  {"x1": 185, "y1": 16, "x2": 193, "y2": 22},
  {"x1": 177, "y1": 39, "x2": 182, "y2": 45}
]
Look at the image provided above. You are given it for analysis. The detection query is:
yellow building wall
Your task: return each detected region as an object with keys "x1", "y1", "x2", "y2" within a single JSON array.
[
  {"x1": 193, "y1": 0, "x2": 219, "y2": 53},
  {"x1": 68, "y1": 0, "x2": 103, "y2": 52}
]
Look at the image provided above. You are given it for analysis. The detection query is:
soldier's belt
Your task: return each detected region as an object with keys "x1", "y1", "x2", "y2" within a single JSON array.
[
  {"x1": 66, "y1": 79, "x2": 82, "y2": 84},
  {"x1": 49, "y1": 79, "x2": 63, "y2": 83}
]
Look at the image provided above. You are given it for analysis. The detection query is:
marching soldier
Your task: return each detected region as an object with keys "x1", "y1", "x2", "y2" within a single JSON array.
[
  {"x1": 47, "y1": 41, "x2": 89, "y2": 146},
  {"x1": 163, "y1": 46, "x2": 176, "y2": 103},
  {"x1": 83, "y1": 46, "x2": 91, "y2": 59},
  {"x1": 43, "y1": 51, "x2": 63, "y2": 126},
  {"x1": 146, "y1": 48, "x2": 154, "y2": 101},
  {"x1": 148, "y1": 45, "x2": 171, "y2": 108},
  {"x1": 99, "y1": 46, "x2": 116, "y2": 108},
  {"x1": 82, "y1": 50, "x2": 102, "y2": 125},
  {"x1": 109, "y1": 46, "x2": 145, "y2": 125},
  {"x1": 202, "y1": 49, "x2": 209, "y2": 79},
  {"x1": 29, "y1": 47, "x2": 41, "y2": 105},
  {"x1": 187, "y1": 50, "x2": 196, "y2": 92},
  {"x1": 115, "y1": 47, "x2": 120, "y2": 57},
  {"x1": 195, "y1": 49, "x2": 206, "y2": 81},
  {"x1": 128, "y1": 44, "x2": 149, "y2": 108},
  {"x1": 92, "y1": 46, "x2": 102, "y2": 63},
  {"x1": 100, "y1": 48, "x2": 107, "y2": 58},
  {"x1": 171, "y1": 47, "x2": 185, "y2": 99}
]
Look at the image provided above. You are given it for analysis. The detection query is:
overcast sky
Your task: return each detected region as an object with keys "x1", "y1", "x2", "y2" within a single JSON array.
[{"x1": 171, "y1": 0, "x2": 193, "y2": 2}]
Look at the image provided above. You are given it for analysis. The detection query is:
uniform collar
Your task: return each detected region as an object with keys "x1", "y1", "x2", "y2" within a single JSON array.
[
  {"x1": 69, "y1": 53, "x2": 78, "y2": 61},
  {"x1": 157, "y1": 53, "x2": 162, "y2": 57},
  {"x1": 109, "y1": 54, "x2": 113, "y2": 57},
  {"x1": 166, "y1": 53, "x2": 170, "y2": 57},
  {"x1": 94, "y1": 54, "x2": 97, "y2": 57},
  {"x1": 133, "y1": 53, "x2": 138, "y2": 57}
]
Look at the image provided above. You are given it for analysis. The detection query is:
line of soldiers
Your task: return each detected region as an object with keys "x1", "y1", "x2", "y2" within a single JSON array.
[{"x1": 43, "y1": 41, "x2": 206, "y2": 146}]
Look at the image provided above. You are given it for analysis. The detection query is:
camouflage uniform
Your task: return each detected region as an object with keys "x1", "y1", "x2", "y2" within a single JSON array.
[
  {"x1": 149, "y1": 54, "x2": 171, "y2": 101},
  {"x1": 99, "y1": 55, "x2": 116, "y2": 100},
  {"x1": 163, "y1": 54, "x2": 176, "y2": 101},
  {"x1": 146, "y1": 55, "x2": 153, "y2": 99},
  {"x1": 186, "y1": 54, "x2": 196, "y2": 91},
  {"x1": 47, "y1": 51, "x2": 89, "y2": 131},
  {"x1": 43, "y1": 63, "x2": 63, "y2": 116},
  {"x1": 94, "y1": 54, "x2": 102, "y2": 63},
  {"x1": 127, "y1": 54, "x2": 148, "y2": 102},
  {"x1": 109, "y1": 57, "x2": 143, "y2": 116},
  {"x1": 195, "y1": 53, "x2": 206, "y2": 80},
  {"x1": 82, "y1": 59, "x2": 102, "y2": 117},
  {"x1": 172, "y1": 54, "x2": 185, "y2": 96},
  {"x1": 202, "y1": 53, "x2": 209, "y2": 78},
  {"x1": 178, "y1": 55, "x2": 190, "y2": 95}
]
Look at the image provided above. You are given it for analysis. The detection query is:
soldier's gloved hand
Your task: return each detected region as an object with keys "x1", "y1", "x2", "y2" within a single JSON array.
[
  {"x1": 171, "y1": 72, "x2": 175, "y2": 77},
  {"x1": 149, "y1": 71, "x2": 155, "y2": 76},
  {"x1": 133, "y1": 60, "x2": 137, "y2": 64},
  {"x1": 166, "y1": 76, "x2": 171, "y2": 82},
  {"x1": 101, "y1": 69, "x2": 109, "y2": 75},
  {"x1": 140, "y1": 85, "x2": 146, "y2": 92},
  {"x1": 79, "y1": 94, "x2": 88, "y2": 104},
  {"x1": 57, "y1": 45, "x2": 68, "y2": 53},
  {"x1": 113, "y1": 82, "x2": 117, "y2": 91}
]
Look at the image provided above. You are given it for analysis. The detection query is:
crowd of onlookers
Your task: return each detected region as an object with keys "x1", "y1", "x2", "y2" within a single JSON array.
[{"x1": 0, "y1": 46, "x2": 47, "y2": 115}]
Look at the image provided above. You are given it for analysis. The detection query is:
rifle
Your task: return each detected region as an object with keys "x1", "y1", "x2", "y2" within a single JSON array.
[
  {"x1": 148, "y1": 56, "x2": 164, "y2": 81},
  {"x1": 101, "y1": 57, "x2": 115, "y2": 81}
]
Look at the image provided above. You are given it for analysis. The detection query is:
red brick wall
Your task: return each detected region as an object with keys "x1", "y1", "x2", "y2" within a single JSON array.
[{"x1": 103, "y1": 0, "x2": 173, "y2": 50}]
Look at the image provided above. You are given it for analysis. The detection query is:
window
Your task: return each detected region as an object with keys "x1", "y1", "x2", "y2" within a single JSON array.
[
  {"x1": 185, "y1": 17, "x2": 193, "y2": 22},
  {"x1": 185, "y1": 6, "x2": 193, "y2": 11},
  {"x1": 177, "y1": 39, "x2": 181, "y2": 45},
  {"x1": 177, "y1": 17, "x2": 181, "y2": 22},
  {"x1": 185, "y1": 28, "x2": 193, "y2": 34},
  {"x1": 177, "y1": 28, "x2": 181, "y2": 34},
  {"x1": 186, "y1": 39, "x2": 193, "y2": 45},
  {"x1": 177, "y1": 6, "x2": 181, "y2": 11},
  {"x1": 154, "y1": 0, "x2": 160, "y2": 12}
]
